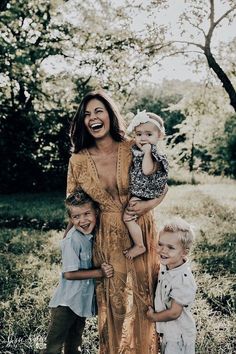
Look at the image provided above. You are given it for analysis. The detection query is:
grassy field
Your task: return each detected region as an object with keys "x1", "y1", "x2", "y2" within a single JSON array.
[{"x1": 0, "y1": 183, "x2": 236, "y2": 353}]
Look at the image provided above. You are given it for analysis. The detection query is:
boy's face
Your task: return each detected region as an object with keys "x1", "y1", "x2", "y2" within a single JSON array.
[
  {"x1": 69, "y1": 202, "x2": 97, "y2": 235},
  {"x1": 157, "y1": 231, "x2": 187, "y2": 270},
  {"x1": 134, "y1": 122, "x2": 160, "y2": 146}
]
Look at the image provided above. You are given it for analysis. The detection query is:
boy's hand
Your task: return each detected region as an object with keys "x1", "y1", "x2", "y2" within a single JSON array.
[
  {"x1": 101, "y1": 263, "x2": 114, "y2": 278},
  {"x1": 146, "y1": 305, "x2": 156, "y2": 322}
]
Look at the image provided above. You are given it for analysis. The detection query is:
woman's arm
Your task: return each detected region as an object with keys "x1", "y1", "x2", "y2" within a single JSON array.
[
  {"x1": 63, "y1": 220, "x2": 73, "y2": 239},
  {"x1": 146, "y1": 300, "x2": 183, "y2": 322},
  {"x1": 125, "y1": 185, "x2": 168, "y2": 219},
  {"x1": 64, "y1": 158, "x2": 78, "y2": 238}
]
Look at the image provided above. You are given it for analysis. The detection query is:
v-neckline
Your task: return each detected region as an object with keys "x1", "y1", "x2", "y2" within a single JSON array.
[{"x1": 85, "y1": 143, "x2": 122, "y2": 208}]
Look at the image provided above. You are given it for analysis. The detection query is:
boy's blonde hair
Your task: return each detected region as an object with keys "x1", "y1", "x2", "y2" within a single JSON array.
[{"x1": 160, "y1": 217, "x2": 195, "y2": 250}]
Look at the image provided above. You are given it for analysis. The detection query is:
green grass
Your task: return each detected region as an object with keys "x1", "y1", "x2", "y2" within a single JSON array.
[
  {"x1": 0, "y1": 192, "x2": 66, "y2": 230},
  {"x1": 0, "y1": 184, "x2": 236, "y2": 353}
]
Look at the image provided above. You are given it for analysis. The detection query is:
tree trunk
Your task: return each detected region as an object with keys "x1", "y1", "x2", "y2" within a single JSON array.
[
  {"x1": 189, "y1": 139, "x2": 196, "y2": 185},
  {"x1": 205, "y1": 49, "x2": 236, "y2": 112}
]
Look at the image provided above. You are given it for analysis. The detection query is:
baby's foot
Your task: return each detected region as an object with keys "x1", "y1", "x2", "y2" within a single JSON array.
[{"x1": 123, "y1": 245, "x2": 146, "y2": 260}]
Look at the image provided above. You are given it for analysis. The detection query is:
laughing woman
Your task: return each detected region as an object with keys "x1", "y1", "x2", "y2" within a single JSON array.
[{"x1": 66, "y1": 90, "x2": 167, "y2": 354}]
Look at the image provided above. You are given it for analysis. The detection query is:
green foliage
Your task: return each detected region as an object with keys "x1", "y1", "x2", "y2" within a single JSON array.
[
  {"x1": 166, "y1": 85, "x2": 236, "y2": 179},
  {"x1": 1, "y1": 0, "x2": 161, "y2": 193},
  {"x1": 208, "y1": 114, "x2": 236, "y2": 177},
  {"x1": 0, "y1": 0, "x2": 70, "y2": 192}
]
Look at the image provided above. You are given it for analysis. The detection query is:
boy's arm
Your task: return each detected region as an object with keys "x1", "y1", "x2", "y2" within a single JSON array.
[
  {"x1": 146, "y1": 300, "x2": 183, "y2": 322},
  {"x1": 64, "y1": 262, "x2": 113, "y2": 280}
]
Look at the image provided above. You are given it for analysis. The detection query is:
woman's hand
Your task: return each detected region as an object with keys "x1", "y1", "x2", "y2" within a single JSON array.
[
  {"x1": 124, "y1": 185, "x2": 168, "y2": 219},
  {"x1": 125, "y1": 198, "x2": 152, "y2": 219}
]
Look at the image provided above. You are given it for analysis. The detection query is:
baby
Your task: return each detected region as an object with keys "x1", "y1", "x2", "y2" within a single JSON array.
[
  {"x1": 124, "y1": 110, "x2": 168, "y2": 259},
  {"x1": 146, "y1": 217, "x2": 197, "y2": 354}
]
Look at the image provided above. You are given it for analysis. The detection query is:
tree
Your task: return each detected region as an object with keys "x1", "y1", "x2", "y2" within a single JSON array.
[
  {"x1": 167, "y1": 84, "x2": 235, "y2": 179},
  {"x1": 0, "y1": 0, "x2": 167, "y2": 192},
  {"x1": 47, "y1": 0, "x2": 167, "y2": 96},
  {"x1": 0, "y1": 0, "x2": 9, "y2": 12},
  {"x1": 208, "y1": 114, "x2": 236, "y2": 177},
  {"x1": 141, "y1": 0, "x2": 236, "y2": 111},
  {"x1": 0, "y1": 0, "x2": 70, "y2": 192}
]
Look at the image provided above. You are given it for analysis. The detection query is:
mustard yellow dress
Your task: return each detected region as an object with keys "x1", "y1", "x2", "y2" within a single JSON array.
[{"x1": 67, "y1": 139, "x2": 159, "y2": 354}]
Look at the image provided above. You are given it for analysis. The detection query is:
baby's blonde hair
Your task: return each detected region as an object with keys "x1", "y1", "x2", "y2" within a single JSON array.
[
  {"x1": 160, "y1": 217, "x2": 195, "y2": 250},
  {"x1": 147, "y1": 112, "x2": 165, "y2": 138}
]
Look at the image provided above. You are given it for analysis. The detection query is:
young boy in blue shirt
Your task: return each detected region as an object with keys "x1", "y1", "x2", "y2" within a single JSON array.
[{"x1": 44, "y1": 189, "x2": 113, "y2": 354}]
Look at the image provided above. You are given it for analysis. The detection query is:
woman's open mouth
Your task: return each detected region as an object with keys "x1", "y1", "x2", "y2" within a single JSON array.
[{"x1": 90, "y1": 122, "x2": 104, "y2": 131}]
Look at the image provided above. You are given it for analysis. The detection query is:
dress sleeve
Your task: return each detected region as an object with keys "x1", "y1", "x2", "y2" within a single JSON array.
[
  {"x1": 169, "y1": 272, "x2": 197, "y2": 306},
  {"x1": 66, "y1": 157, "x2": 78, "y2": 196}
]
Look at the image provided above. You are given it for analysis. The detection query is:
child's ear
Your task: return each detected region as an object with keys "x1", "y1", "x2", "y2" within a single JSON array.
[{"x1": 184, "y1": 248, "x2": 190, "y2": 256}]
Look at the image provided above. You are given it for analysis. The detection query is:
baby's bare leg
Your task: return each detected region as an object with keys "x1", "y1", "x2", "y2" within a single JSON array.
[{"x1": 123, "y1": 215, "x2": 146, "y2": 260}]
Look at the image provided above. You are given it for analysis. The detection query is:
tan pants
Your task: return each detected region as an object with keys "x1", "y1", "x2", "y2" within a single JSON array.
[{"x1": 44, "y1": 306, "x2": 86, "y2": 354}]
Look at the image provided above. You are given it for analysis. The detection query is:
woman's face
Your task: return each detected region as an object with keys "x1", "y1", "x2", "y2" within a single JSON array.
[{"x1": 84, "y1": 98, "x2": 111, "y2": 139}]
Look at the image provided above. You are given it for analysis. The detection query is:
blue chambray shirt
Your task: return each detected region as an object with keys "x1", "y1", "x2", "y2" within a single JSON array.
[{"x1": 49, "y1": 226, "x2": 96, "y2": 317}]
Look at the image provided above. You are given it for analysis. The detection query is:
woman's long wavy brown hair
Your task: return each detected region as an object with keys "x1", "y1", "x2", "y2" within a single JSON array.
[{"x1": 70, "y1": 90, "x2": 126, "y2": 153}]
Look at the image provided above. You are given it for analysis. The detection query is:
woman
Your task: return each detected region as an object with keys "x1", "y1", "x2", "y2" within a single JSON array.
[{"x1": 66, "y1": 90, "x2": 167, "y2": 354}]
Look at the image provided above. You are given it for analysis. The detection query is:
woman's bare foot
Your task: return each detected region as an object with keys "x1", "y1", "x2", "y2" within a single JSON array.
[{"x1": 123, "y1": 245, "x2": 146, "y2": 260}]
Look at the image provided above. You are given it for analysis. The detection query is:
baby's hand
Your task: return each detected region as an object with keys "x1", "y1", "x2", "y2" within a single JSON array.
[
  {"x1": 140, "y1": 143, "x2": 152, "y2": 154},
  {"x1": 101, "y1": 262, "x2": 114, "y2": 278},
  {"x1": 146, "y1": 305, "x2": 156, "y2": 322}
]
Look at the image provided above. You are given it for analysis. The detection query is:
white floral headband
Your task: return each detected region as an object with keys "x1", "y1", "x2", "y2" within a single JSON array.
[{"x1": 127, "y1": 110, "x2": 164, "y2": 134}]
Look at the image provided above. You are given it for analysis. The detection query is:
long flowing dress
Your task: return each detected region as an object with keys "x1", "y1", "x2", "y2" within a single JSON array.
[{"x1": 67, "y1": 139, "x2": 159, "y2": 354}]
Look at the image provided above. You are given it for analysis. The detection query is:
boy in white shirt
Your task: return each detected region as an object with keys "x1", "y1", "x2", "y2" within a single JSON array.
[{"x1": 146, "y1": 218, "x2": 197, "y2": 354}]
